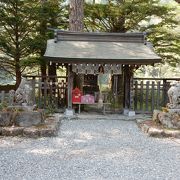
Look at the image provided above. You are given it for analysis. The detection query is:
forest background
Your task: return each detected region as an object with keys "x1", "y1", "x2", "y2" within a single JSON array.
[{"x1": 0, "y1": 0, "x2": 179, "y2": 86}]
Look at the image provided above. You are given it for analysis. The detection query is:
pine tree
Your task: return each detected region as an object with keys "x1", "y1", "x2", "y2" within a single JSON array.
[
  {"x1": 84, "y1": 0, "x2": 179, "y2": 65},
  {"x1": 0, "y1": 0, "x2": 38, "y2": 88}
]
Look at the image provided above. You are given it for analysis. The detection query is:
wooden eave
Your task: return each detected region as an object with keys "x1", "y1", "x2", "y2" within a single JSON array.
[{"x1": 44, "y1": 31, "x2": 161, "y2": 65}]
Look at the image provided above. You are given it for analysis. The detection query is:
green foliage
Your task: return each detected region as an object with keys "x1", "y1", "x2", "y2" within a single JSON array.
[
  {"x1": 84, "y1": 0, "x2": 179, "y2": 66},
  {"x1": 84, "y1": 0, "x2": 172, "y2": 32},
  {"x1": 31, "y1": 0, "x2": 66, "y2": 76},
  {"x1": 0, "y1": 0, "x2": 39, "y2": 86},
  {"x1": 0, "y1": 0, "x2": 179, "y2": 82},
  {"x1": 0, "y1": 0, "x2": 66, "y2": 83},
  {"x1": 148, "y1": 28, "x2": 180, "y2": 66},
  {"x1": 45, "y1": 104, "x2": 56, "y2": 116}
]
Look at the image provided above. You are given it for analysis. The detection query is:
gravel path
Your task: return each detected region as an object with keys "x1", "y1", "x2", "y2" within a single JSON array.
[{"x1": 0, "y1": 117, "x2": 180, "y2": 180}]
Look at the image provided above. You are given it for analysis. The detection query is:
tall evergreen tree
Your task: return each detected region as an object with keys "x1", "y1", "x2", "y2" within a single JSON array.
[
  {"x1": 0, "y1": 0, "x2": 65, "y2": 87},
  {"x1": 84, "y1": 0, "x2": 179, "y2": 65},
  {"x1": 32, "y1": 0, "x2": 62, "y2": 77},
  {"x1": 0, "y1": 0, "x2": 38, "y2": 88}
]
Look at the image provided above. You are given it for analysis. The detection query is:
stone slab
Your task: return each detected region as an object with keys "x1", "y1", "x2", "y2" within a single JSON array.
[
  {"x1": 64, "y1": 108, "x2": 75, "y2": 116},
  {"x1": 123, "y1": 109, "x2": 129, "y2": 115},
  {"x1": 15, "y1": 111, "x2": 43, "y2": 127},
  {"x1": 137, "y1": 120, "x2": 180, "y2": 138},
  {"x1": 1, "y1": 127, "x2": 24, "y2": 136},
  {"x1": 128, "y1": 111, "x2": 136, "y2": 117},
  {"x1": 0, "y1": 114, "x2": 60, "y2": 138},
  {"x1": 148, "y1": 127, "x2": 164, "y2": 137},
  {"x1": 23, "y1": 128, "x2": 40, "y2": 138}
]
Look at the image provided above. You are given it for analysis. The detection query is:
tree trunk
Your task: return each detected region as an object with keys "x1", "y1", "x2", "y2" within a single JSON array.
[
  {"x1": 15, "y1": 61, "x2": 22, "y2": 90},
  {"x1": 69, "y1": 0, "x2": 84, "y2": 31},
  {"x1": 40, "y1": 0, "x2": 47, "y2": 77},
  {"x1": 68, "y1": 0, "x2": 84, "y2": 108}
]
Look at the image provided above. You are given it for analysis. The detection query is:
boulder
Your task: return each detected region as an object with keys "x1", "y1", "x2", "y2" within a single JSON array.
[
  {"x1": 158, "y1": 112, "x2": 180, "y2": 129},
  {"x1": 0, "y1": 112, "x2": 12, "y2": 126},
  {"x1": 15, "y1": 111, "x2": 43, "y2": 127}
]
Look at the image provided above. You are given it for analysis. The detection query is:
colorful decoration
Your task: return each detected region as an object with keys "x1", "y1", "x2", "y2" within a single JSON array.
[
  {"x1": 72, "y1": 64, "x2": 122, "y2": 75},
  {"x1": 72, "y1": 88, "x2": 82, "y2": 103},
  {"x1": 81, "y1": 95, "x2": 95, "y2": 104}
]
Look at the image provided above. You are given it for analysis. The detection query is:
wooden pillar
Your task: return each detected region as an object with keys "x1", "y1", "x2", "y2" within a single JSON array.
[
  {"x1": 48, "y1": 63, "x2": 57, "y2": 96},
  {"x1": 124, "y1": 65, "x2": 134, "y2": 109},
  {"x1": 67, "y1": 65, "x2": 74, "y2": 108},
  {"x1": 163, "y1": 79, "x2": 168, "y2": 106},
  {"x1": 129, "y1": 76, "x2": 134, "y2": 110},
  {"x1": 32, "y1": 77, "x2": 36, "y2": 104},
  {"x1": 112, "y1": 75, "x2": 118, "y2": 96}
]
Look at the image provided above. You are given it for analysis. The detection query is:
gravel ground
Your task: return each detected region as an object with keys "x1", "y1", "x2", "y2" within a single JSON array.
[{"x1": 0, "y1": 115, "x2": 180, "y2": 180}]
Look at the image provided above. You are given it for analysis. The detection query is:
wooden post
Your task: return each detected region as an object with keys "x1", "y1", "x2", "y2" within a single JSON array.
[
  {"x1": 129, "y1": 76, "x2": 134, "y2": 110},
  {"x1": 32, "y1": 77, "x2": 36, "y2": 104},
  {"x1": 151, "y1": 81, "x2": 155, "y2": 112},
  {"x1": 124, "y1": 65, "x2": 132, "y2": 109},
  {"x1": 113, "y1": 75, "x2": 118, "y2": 95},
  {"x1": 38, "y1": 78, "x2": 41, "y2": 108},
  {"x1": 157, "y1": 81, "x2": 160, "y2": 109},
  {"x1": 145, "y1": 81, "x2": 150, "y2": 112},
  {"x1": 1, "y1": 91, "x2": 5, "y2": 103},
  {"x1": 67, "y1": 65, "x2": 73, "y2": 109},
  {"x1": 134, "y1": 80, "x2": 138, "y2": 111},
  {"x1": 163, "y1": 79, "x2": 168, "y2": 106},
  {"x1": 140, "y1": 81, "x2": 143, "y2": 111}
]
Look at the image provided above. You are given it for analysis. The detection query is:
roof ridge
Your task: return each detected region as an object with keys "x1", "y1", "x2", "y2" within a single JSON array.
[{"x1": 54, "y1": 30, "x2": 146, "y2": 43}]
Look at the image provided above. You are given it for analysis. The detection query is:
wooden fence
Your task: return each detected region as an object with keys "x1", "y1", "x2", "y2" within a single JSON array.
[
  {"x1": 0, "y1": 90, "x2": 12, "y2": 105},
  {"x1": 0, "y1": 76, "x2": 68, "y2": 110},
  {"x1": 27, "y1": 75, "x2": 67, "y2": 109},
  {"x1": 133, "y1": 78, "x2": 180, "y2": 113},
  {"x1": 0, "y1": 77, "x2": 179, "y2": 113}
]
